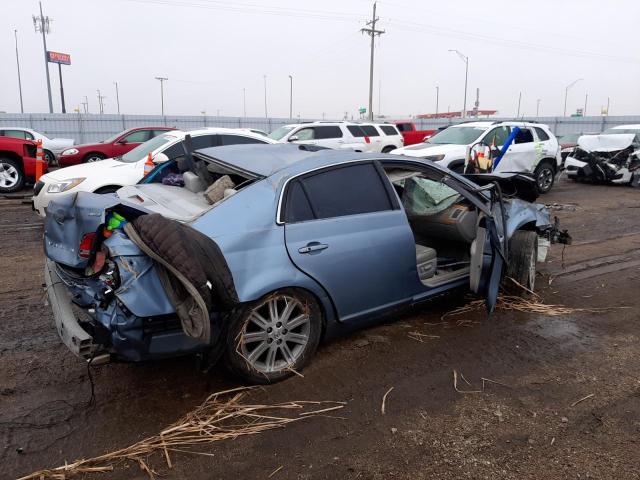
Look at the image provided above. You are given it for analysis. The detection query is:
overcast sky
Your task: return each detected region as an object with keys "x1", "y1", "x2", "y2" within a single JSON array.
[{"x1": 1, "y1": 0, "x2": 639, "y2": 119}]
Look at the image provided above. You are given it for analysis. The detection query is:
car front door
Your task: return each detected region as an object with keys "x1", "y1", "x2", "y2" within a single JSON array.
[
  {"x1": 496, "y1": 127, "x2": 536, "y2": 173},
  {"x1": 282, "y1": 162, "x2": 417, "y2": 322}
]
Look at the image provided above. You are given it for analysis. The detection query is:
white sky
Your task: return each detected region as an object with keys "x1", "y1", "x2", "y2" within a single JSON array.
[{"x1": 1, "y1": 0, "x2": 639, "y2": 118}]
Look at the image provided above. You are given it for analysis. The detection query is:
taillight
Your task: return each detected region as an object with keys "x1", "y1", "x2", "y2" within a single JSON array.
[
  {"x1": 79, "y1": 232, "x2": 97, "y2": 258},
  {"x1": 364, "y1": 136, "x2": 370, "y2": 143}
]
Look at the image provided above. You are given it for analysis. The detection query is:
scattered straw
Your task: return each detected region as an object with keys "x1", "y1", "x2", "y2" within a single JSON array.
[
  {"x1": 18, "y1": 386, "x2": 345, "y2": 480},
  {"x1": 570, "y1": 393, "x2": 595, "y2": 407},
  {"x1": 268, "y1": 465, "x2": 284, "y2": 478},
  {"x1": 381, "y1": 387, "x2": 394, "y2": 415},
  {"x1": 407, "y1": 331, "x2": 440, "y2": 342},
  {"x1": 453, "y1": 370, "x2": 509, "y2": 394}
]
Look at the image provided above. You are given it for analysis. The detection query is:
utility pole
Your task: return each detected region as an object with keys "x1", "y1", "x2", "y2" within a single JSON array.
[
  {"x1": 563, "y1": 78, "x2": 583, "y2": 117},
  {"x1": 361, "y1": 1, "x2": 384, "y2": 121},
  {"x1": 606, "y1": 97, "x2": 610, "y2": 116},
  {"x1": 14, "y1": 30, "x2": 24, "y2": 113},
  {"x1": 114, "y1": 82, "x2": 120, "y2": 114},
  {"x1": 81, "y1": 96, "x2": 88, "y2": 114},
  {"x1": 288, "y1": 75, "x2": 293, "y2": 119},
  {"x1": 536, "y1": 98, "x2": 541, "y2": 117},
  {"x1": 243, "y1": 88, "x2": 247, "y2": 118},
  {"x1": 435, "y1": 86, "x2": 439, "y2": 117},
  {"x1": 263, "y1": 75, "x2": 268, "y2": 118},
  {"x1": 33, "y1": 2, "x2": 53, "y2": 113},
  {"x1": 517, "y1": 92, "x2": 522, "y2": 118},
  {"x1": 448, "y1": 49, "x2": 468, "y2": 118},
  {"x1": 57, "y1": 63, "x2": 66, "y2": 113},
  {"x1": 584, "y1": 93, "x2": 588, "y2": 117},
  {"x1": 96, "y1": 90, "x2": 106, "y2": 114},
  {"x1": 155, "y1": 77, "x2": 168, "y2": 115}
]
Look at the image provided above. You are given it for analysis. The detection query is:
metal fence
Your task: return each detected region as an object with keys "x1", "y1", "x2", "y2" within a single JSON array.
[{"x1": 1, "y1": 112, "x2": 639, "y2": 144}]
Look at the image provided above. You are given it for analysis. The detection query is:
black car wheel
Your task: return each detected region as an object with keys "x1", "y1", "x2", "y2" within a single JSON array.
[
  {"x1": 224, "y1": 288, "x2": 322, "y2": 384},
  {"x1": 44, "y1": 150, "x2": 56, "y2": 166},
  {"x1": 503, "y1": 230, "x2": 538, "y2": 295},
  {"x1": 534, "y1": 161, "x2": 555, "y2": 194}
]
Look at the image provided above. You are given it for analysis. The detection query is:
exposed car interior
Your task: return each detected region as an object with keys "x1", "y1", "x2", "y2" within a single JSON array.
[{"x1": 384, "y1": 167, "x2": 479, "y2": 287}]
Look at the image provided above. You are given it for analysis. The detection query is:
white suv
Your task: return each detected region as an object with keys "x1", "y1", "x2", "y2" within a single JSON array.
[
  {"x1": 357, "y1": 124, "x2": 404, "y2": 153},
  {"x1": 392, "y1": 121, "x2": 561, "y2": 193},
  {"x1": 32, "y1": 128, "x2": 274, "y2": 217},
  {"x1": 269, "y1": 122, "x2": 373, "y2": 152}
]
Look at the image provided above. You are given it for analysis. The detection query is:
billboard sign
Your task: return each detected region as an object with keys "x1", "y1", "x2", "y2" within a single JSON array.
[{"x1": 47, "y1": 51, "x2": 71, "y2": 65}]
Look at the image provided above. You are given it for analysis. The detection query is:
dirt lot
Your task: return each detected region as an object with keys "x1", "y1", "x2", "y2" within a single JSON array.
[{"x1": 2, "y1": 178, "x2": 639, "y2": 480}]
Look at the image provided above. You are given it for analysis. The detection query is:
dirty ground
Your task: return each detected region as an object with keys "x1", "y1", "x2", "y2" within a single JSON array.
[{"x1": 1, "y1": 178, "x2": 639, "y2": 479}]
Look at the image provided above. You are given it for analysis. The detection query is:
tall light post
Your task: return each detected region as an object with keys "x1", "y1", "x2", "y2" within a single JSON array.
[
  {"x1": 563, "y1": 78, "x2": 583, "y2": 117},
  {"x1": 435, "y1": 86, "x2": 439, "y2": 117},
  {"x1": 448, "y1": 49, "x2": 468, "y2": 118},
  {"x1": 263, "y1": 75, "x2": 268, "y2": 118},
  {"x1": 288, "y1": 75, "x2": 293, "y2": 119},
  {"x1": 243, "y1": 88, "x2": 246, "y2": 118},
  {"x1": 155, "y1": 77, "x2": 168, "y2": 115},
  {"x1": 517, "y1": 92, "x2": 522, "y2": 118},
  {"x1": 33, "y1": 2, "x2": 53, "y2": 113},
  {"x1": 536, "y1": 98, "x2": 541, "y2": 117},
  {"x1": 114, "y1": 81, "x2": 120, "y2": 114},
  {"x1": 14, "y1": 30, "x2": 24, "y2": 113},
  {"x1": 584, "y1": 93, "x2": 588, "y2": 117}
]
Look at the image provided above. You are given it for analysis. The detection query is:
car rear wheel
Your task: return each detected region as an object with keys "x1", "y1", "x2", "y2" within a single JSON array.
[
  {"x1": 224, "y1": 289, "x2": 322, "y2": 384},
  {"x1": 0, "y1": 157, "x2": 25, "y2": 193},
  {"x1": 382, "y1": 146, "x2": 396, "y2": 153},
  {"x1": 534, "y1": 161, "x2": 555, "y2": 194},
  {"x1": 503, "y1": 230, "x2": 538, "y2": 295},
  {"x1": 85, "y1": 153, "x2": 106, "y2": 163},
  {"x1": 44, "y1": 150, "x2": 56, "y2": 166}
]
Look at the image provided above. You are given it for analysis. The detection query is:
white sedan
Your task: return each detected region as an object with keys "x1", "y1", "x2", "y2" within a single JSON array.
[
  {"x1": 0, "y1": 127, "x2": 74, "y2": 164},
  {"x1": 33, "y1": 128, "x2": 274, "y2": 217}
]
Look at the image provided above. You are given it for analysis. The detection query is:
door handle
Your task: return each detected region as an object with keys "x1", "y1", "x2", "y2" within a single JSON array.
[{"x1": 298, "y1": 243, "x2": 328, "y2": 254}]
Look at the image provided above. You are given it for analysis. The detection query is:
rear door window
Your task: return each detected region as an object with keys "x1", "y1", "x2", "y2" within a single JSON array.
[
  {"x1": 514, "y1": 128, "x2": 534, "y2": 144},
  {"x1": 286, "y1": 163, "x2": 392, "y2": 222},
  {"x1": 346, "y1": 125, "x2": 367, "y2": 137},
  {"x1": 360, "y1": 125, "x2": 379, "y2": 137},
  {"x1": 313, "y1": 126, "x2": 343, "y2": 139},
  {"x1": 534, "y1": 127, "x2": 550, "y2": 141},
  {"x1": 380, "y1": 125, "x2": 400, "y2": 136},
  {"x1": 219, "y1": 134, "x2": 268, "y2": 145}
]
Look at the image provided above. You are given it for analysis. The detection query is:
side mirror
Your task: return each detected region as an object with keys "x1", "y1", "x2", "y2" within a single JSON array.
[
  {"x1": 288, "y1": 135, "x2": 299, "y2": 142},
  {"x1": 152, "y1": 152, "x2": 169, "y2": 164}
]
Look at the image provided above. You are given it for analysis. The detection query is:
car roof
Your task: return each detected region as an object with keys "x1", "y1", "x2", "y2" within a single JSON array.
[
  {"x1": 196, "y1": 143, "x2": 401, "y2": 178},
  {"x1": 162, "y1": 127, "x2": 275, "y2": 138}
]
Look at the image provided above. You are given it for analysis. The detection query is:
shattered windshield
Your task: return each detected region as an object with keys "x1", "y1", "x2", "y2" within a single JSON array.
[
  {"x1": 425, "y1": 126, "x2": 488, "y2": 145},
  {"x1": 268, "y1": 126, "x2": 295, "y2": 141},
  {"x1": 118, "y1": 134, "x2": 178, "y2": 163}
]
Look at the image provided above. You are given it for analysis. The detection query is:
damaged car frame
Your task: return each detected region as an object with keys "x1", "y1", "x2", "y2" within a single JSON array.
[{"x1": 44, "y1": 143, "x2": 569, "y2": 383}]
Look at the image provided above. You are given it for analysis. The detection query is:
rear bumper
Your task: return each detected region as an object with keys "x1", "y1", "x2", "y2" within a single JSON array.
[{"x1": 44, "y1": 259, "x2": 102, "y2": 360}]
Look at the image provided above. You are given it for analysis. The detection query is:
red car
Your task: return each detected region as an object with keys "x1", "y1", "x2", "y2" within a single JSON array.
[
  {"x1": 0, "y1": 136, "x2": 48, "y2": 193},
  {"x1": 394, "y1": 121, "x2": 436, "y2": 146},
  {"x1": 58, "y1": 126, "x2": 174, "y2": 167}
]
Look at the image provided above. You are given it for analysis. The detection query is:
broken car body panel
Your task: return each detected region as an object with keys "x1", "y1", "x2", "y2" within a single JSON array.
[{"x1": 43, "y1": 144, "x2": 568, "y2": 364}]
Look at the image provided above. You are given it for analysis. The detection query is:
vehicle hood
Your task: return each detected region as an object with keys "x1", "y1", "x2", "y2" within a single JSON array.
[
  {"x1": 577, "y1": 133, "x2": 636, "y2": 152},
  {"x1": 44, "y1": 158, "x2": 130, "y2": 181},
  {"x1": 394, "y1": 143, "x2": 465, "y2": 158}
]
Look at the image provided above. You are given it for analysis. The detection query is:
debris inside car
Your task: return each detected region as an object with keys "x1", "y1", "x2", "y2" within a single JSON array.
[{"x1": 565, "y1": 133, "x2": 640, "y2": 185}]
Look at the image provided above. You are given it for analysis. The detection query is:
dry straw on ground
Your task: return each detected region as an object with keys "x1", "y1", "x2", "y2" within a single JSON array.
[{"x1": 18, "y1": 386, "x2": 345, "y2": 480}]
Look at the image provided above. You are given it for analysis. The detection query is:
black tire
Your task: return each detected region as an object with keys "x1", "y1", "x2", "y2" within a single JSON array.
[
  {"x1": 534, "y1": 160, "x2": 555, "y2": 194},
  {"x1": 503, "y1": 230, "x2": 538, "y2": 295},
  {"x1": 44, "y1": 150, "x2": 56, "y2": 166},
  {"x1": 0, "y1": 157, "x2": 25, "y2": 193},
  {"x1": 382, "y1": 146, "x2": 396, "y2": 153},
  {"x1": 84, "y1": 153, "x2": 106, "y2": 163},
  {"x1": 94, "y1": 185, "x2": 120, "y2": 194},
  {"x1": 223, "y1": 288, "x2": 322, "y2": 384}
]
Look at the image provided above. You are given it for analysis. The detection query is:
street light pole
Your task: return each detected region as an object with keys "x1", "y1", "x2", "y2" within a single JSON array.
[
  {"x1": 536, "y1": 99, "x2": 541, "y2": 117},
  {"x1": 155, "y1": 77, "x2": 168, "y2": 115},
  {"x1": 435, "y1": 86, "x2": 439, "y2": 117},
  {"x1": 114, "y1": 81, "x2": 120, "y2": 114},
  {"x1": 33, "y1": 2, "x2": 53, "y2": 113},
  {"x1": 448, "y1": 49, "x2": 468, "y2": 118},
  {"x1": 243, "y1": 88, "x2": 246, "y2": 118},
  {"x1": 14, "y1": 30, "x2": 24, "y2": 114},
  {"x1": 263, "y1": 75, "x2": 268, "y2": 118},
  {"x1": 517, "y1": 92, "x2": 522, "y2": 118},
  {"x1": 288, "y1": 75, "x2": 293, "y2": 119},
  {"x1": 563, "y1": 78, "x2": 583, "y2": 117}
]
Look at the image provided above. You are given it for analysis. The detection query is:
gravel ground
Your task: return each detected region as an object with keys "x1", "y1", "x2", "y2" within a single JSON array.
[{"x1": 1, "y1": 178, "x2": 639, "y2": 480}]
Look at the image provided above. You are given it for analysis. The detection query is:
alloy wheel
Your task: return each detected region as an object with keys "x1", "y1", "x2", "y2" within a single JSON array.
[
  {"x1": 537, "y1": 167, "x2": 554, "y2": 192},
  {"x1": 239, "y1": 294, "x2": 311, "y2": 373},
  {"x1": 0, "y1": 162, "x2": 19, "y2": 189}
]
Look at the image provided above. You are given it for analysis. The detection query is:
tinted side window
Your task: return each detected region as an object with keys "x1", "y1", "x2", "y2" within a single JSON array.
[
  {"x1": 361, "y1": 125, "x2": 379, "y2": 137},
  {"x1": 346, "y1": 125, "x2": 366, "y2": 137},
  {"x1": 191, "y1": 134, "x2": 217, "y2": 150},
  {"x1": 534, "y1": 127, "x2": 550, "y2": 141},
  {"x1": 219, "y1": 134, "x2": 268, "y2": 145},
  {"x1": 284, "y1": 181, "x2": 314, "y2": 223},
  {"x1": 396, "y1": 123, "x2": 411, "y2": 132},
  {"x1": 514, "y1": 128, "x2": 534, "y2": 144},
  {"x1": 299, "y1": 163, "x2": 392, "y2": 220},
  {"x1": 380, "y1": 125, "x2": 400, "y2": 136},
  {"x1": 163, "y1": 142, "x2": 186, "y2": 159},
  {"x1": 313, "y1": 126, "x2": 343, "y2": 139},
  {"x1": 124, "y1": 130, "x2": 150, "y2": 143},
  {"x1": 3, "y1": 129, "x2": 28, "y2": 139}
]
